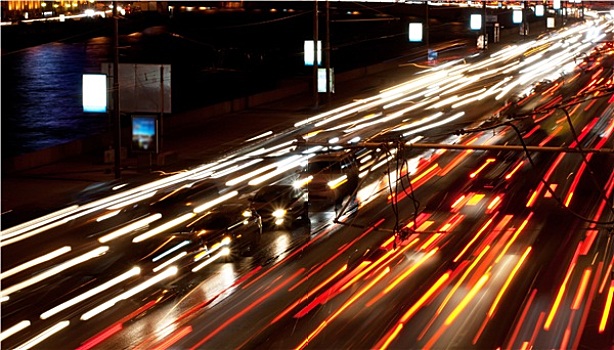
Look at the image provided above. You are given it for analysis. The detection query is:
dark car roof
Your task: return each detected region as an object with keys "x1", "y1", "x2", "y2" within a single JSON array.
[
  {"x1": 186, "y1": 202, "x2": 253, "y2": 231},
  {"x1": 252, "y1": 184, "x2": 294, "y2": 202}
]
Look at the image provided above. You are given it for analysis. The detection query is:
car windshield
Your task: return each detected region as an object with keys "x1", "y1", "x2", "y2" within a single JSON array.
[
  {"x1": 307, "y1": 161, "x2": 341, "y2": 173},
  {"x1": 197, "y1": 213, "x2": 232, "y2": 230},
  {"x1": 254, "y1": 187, "x2": 289, "y2": 202}
]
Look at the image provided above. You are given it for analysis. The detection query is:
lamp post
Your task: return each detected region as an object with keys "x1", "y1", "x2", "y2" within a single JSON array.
[
  {"x1": 312, "y1": 0, "x2": 319, "y2": 110},
  {"x1": 112, "y1": 1, "x2": 121, "y2": 179}
]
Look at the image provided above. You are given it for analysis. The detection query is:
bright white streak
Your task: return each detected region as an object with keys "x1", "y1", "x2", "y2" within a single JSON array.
[
  {"x1": 15, "y1": 320, "x2": 69, "y2": 350},
  {"x1": 106, "y1": 191, "x2": 158, "y2": 210},
  {"x1": 153, "y1": 251, "x2": 187, "y2": 273},
  {"x1": 1, "y1": 246, "x2": 109, "y2": 299},
  {"x1": 40, "y1": 267, "x2": 141, "y2": 320},
  {"x1": 1, "y1": 246, "x2": 72, "y2": 280},
  {"x1": 98, "y1": 213, "x2": 162, "y2": 243},
  {"x1": 245, "y1": 130, "x2": 273, "y2": 142},
  {"x1": 193, "y1": 190, "x2": 239, "y2": 214},
  {"x1": 80, "y1": 266, "x2": 178, "y2": 321},
  {"x1": 132, "y1": 213, "x2": 196, "y2": 243},
  {"x1": 0, "y1": 320, "x2": 31, "y2": 342}
]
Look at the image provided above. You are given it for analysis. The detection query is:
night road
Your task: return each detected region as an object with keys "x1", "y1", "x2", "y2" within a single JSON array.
[{"x1": 1, "y1": 6, "x2": 613, "y2": 350}]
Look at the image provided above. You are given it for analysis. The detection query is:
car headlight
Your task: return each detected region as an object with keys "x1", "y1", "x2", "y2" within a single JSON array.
[{"x1": 272, "y1": 209, "x2": 287, "y2": 218}]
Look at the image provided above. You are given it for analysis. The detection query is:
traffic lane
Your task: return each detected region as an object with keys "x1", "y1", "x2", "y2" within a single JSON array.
[
  {"x1": 502, "y1": 134, "x2": 614, "y2": 350},
  {"x1": 87, "y1": 141, "x2": 493, "y2": 349}
]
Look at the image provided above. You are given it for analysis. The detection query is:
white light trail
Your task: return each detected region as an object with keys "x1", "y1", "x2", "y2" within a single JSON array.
[
  {"x1": 192, "y1": 190, "x2": 239, "y2": 214},
  {"x1": 80, "y1": 266, "x2": 178, "y2": 321},
  {"x1": 40, "y1": 267, "x2": 141, "y2": 320},
  {"x1": 0, "y1": 320, "x2": 31, "y2": 342},
  {"x1": 1, "y1": 246, "x2": 71, "y2": 280},
  {"x1": 98, "y1": 213, "x2": 162, "y2": 243},
  {"x1": 15, "y1": 320, "x2": 70, "y2": 350},
  {"x1": 132, "y1": 213, "x2": 196, "y2": 243},
  {"x1": 1, "y1": 246, "x2": 109, "y2": 299}
]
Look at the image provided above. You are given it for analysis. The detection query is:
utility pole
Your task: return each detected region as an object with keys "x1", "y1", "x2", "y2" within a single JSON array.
[
  {"x1": 325, "y1": 0, "x2": 331, "y2": 104},
  {"x1": 482, "y1": 0, "x2": 487, "y2": 50},
  {"x1": 112, "y1": 0, "x2": 121, "y2": 179},
  {"x1": 425, "y1": 1, "x2": 430, "y2": 60},
  {"x1": 313, "y1": 0, "x2": 319, "y2": 110}
]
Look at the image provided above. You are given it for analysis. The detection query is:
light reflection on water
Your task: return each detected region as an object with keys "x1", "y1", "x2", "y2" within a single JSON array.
[{"x1": 1, "y1": 37, "x2": 110, "y2": 159}]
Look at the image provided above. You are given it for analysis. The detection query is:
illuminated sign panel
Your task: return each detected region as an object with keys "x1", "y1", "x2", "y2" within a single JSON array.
[
  {"x1": 408, "y1": 22, "x2": 423, "y2": 42},
  {"x1": 82, "y1": 74, "x2": 107, "y2": 113},
  {"x1": 304, "y1": 40, "x2": 322, "y2": 66},
  {"x1": 132, "y1": 115, "x2": 158, "y2": 153},
  {"x1": 513, "y1": 10, "x2": 522, "y2": 24},
  {"x1": 470, "y1": 14, "x2": 482, "y2": 30}
]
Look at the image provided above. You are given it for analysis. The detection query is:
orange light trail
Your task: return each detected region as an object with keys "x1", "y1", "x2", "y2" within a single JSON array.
[
  {"x1": 289, "y1": 218, "x2": 385, "y2": 292},
  {"x1": 564, "y1": 161, "x2": 588, "y2": 207},
  {"x1": 295, "y1": 267, "x2": 391, "y2": 350},
  {"x1": 571, "y1": 269, "x2": 592, "y2": 310},
  {"x1": 382, "y1": 248, "x2": 438, "y2": 295},
  {"x1": 281, "y1": 265, "x2": 347, "y2": 322},
  {"x1": 438, "y1": 214, "x2": 464, "y2": 234},
  {"x1": 440, "y1": 150, "x2": 473, "y2": 176},
  {"x1": 466, "y1": 193, "x2": 485, "y2": 206},
  {"x1": 544, "y1": 183, "x2": 557, "y2": 198},
  {"x1": 444, "y1": 273, "x2": 490, "y2": 326},
  {"x1": 489, "y1": 246, "x2": 532, "y2": 317},
  {"x1": 411, "y1": 163, "x2": 440, "y2": 185},
  {"x1": 450, "y1": 194, "x2": 467, "y2": 210},
  {"x1": 432, "y1": 245, "x2": 490, "y2": 325},
  {"x1": 486, "y1": 195, "x2": 502, "y2": 212},
  {"x1": 598, "y1": 282, "x2": 613, "y2": 333},
  {"x1": 474, "y1": 247, "x2": 531, "y2": 344},
  {"x1": 579, "y1": 230, "x2": 598, "y2": 256},
  {"x1": 378, "y1": 323, "x2": 404, "y2": 350},
  {"x1": 454, "y1": 216, "x2": 496, "y2": 263},
  {"x1": 505, "y1": 161, "x2": 524, "y2": 180},
  {"x1": 601, "y1": 257, "x2": 614, "y2": 294},
  {"x1": 544, "y1": 263, "x2": 576, "y2": 331},
  {"x1": 189, "y1": 268, "x2": 305, "y2": 350},
  {"x1": 376, "y1": 272, "x2": 451, "y2": 350},
  {"x1": 156, "y1": 326, "x2": 192, "y2": 350},
  {"x1": 495, "y1": 212, "x2": 532, "y2": 264},
  {"x1": 75, "y1": 324, "x2": 123, "y2": 350},
  {"x1": 470, "y1": 158, "x2": 495, "y2": 179},
  {"x1": 80, "y1": 299, "x2": 158, "y2": 350},
  {"x1": 538, "y1": 125, "x2": 563, "y2": 146},
  {"x1": 506, "y1": 289, "x2": 537, "y2": 349},
  {"x1": 526, "y1": 151, "x2": 566, "y2": 207}
]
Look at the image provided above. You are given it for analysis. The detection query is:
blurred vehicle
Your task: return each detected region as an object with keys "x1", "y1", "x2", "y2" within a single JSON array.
[
  {"x1": 184, "y1": 202, "x2": 262, "y2": 260},
  {"x1": 297, "y1": 150, "x2": 360, "y2": 208},
  {"x1": 249, "y1": 184, "x2": 309, "y2": 228},
  {"x1": 149, "y1": 178, "x2": 223, "y2": 213}
]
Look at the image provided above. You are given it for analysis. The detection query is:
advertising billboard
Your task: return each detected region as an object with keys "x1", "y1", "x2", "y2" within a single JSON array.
[
  {"x1": 132, "y1": 115, "x2": 158, "y2": 153},
  {"x1": 82, "y1": 74, "x2": 107, "y2": 113}
]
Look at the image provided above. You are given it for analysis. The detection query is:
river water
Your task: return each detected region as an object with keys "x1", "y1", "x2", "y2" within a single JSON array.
[
  {"x1": 2, "y1": 37, "x2": 111, "y2": 159},
  {"x1": 1, "y1": 5, "x2": 475, "y2": 160}
]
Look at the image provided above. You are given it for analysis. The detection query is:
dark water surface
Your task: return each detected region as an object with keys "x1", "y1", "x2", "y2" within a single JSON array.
[{"x1": 2, "y1": 37, "x2": 111, "y2": 158}]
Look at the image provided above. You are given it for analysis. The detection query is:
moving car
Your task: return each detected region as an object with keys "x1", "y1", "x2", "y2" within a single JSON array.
[
  {"x1": 249, "y1": 184, "x2": 309, "y2": 228},
  {"x1": 129, "y1": 202, "x2": 262, "y2": 275},
  {"x1": 297, "y1": 151, "x2": 360, "y2": 208},
  {"x1": 185, "y1": 202, "x2": 262, "y2": 260}
]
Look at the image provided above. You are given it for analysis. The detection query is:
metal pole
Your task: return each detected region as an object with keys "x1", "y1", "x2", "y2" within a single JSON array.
[
  {"x1": 313, "y1": 0, "x2": 319, "y2": 110},
  {"x1": 112, "y1": 1, "x2": 121, "y2": 179},
  {"x1": 482, "y1": 0, "x2": 487, "y2": 50},
  {"x1": 425, "y1": 1, "x2": 429, "y2": 60},
  {"x1": 325, "y1": 0, "x2": 331, "y2": 104}
]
